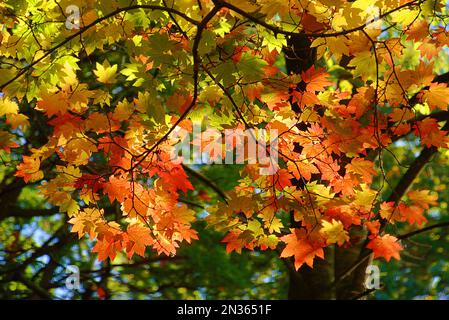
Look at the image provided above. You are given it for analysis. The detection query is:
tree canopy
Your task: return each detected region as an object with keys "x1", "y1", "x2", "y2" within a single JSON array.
[{"x1": 1, "y1": 0, "x2": 449, "y2": 300}]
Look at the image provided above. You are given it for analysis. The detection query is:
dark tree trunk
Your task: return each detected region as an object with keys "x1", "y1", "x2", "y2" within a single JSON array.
[{"x1": 283, "y1": 34, "x2": 372, "y2": 300}]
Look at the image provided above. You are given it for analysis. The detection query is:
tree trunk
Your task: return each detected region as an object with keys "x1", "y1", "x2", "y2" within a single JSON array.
[
  {"x1": 283, "y1": 34, "x2": 373, "y2": 300},
  {"x1": 286, "y1": 230, "x2": 372, "y2": 300}
]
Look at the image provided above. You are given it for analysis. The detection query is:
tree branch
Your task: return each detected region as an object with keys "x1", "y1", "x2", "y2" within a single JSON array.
[
  {"x1": 182, "y1": 164, "x2": 229, "y2": 203},
  {"x1": 397, "y1": 221, "x2": 449, "y2": 240},
  {"x1": 0, "y1": 207, "x2": 60, "y2": 221},
  {"x1": 384, "y1": 120, "x2": 449, "y2": 223},
  {"x1": 16, "y1": 273, "x2": 52, "y2": 300}
]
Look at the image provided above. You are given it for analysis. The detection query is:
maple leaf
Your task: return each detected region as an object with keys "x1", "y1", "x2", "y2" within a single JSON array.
[
  {"x1": 407, "y1": 190, "x2": 438, "y2": 210},
  {"x1": 221, "y1": 231, "x2": 248, "y2": 254},
  {"x1": 366, "y1": 234, "x2": 403, "y2": 262},
  {"x1": 274, "y1": 169, "x2": 293, "y2": 190},
  {"x1": 75, "y1": 174, "x2": 105, "y2": 193},
  {"x1": 346, "y1": 158, "x2": 377, "y2": 184},
  {"x1": 102, "y1": 175, "x2": 130, "y2": 203},
  {"x1": 124, "y1": 224, "x2": 154, "y2": 258},
  {"x1": 69, "y1": 208, "x2": 103, "y2": 239},
  {"x1": 280, "y1": 229, "x2": 324, "y2": 270},
  {"x1": 347, "y1": 86, "x2": 375, "y2": 119},
  {"x1": 365, "y1": 220, "x2": 380, "y2": 236},
  {"x1": 6, "y1": 113, "x2": 29, "y2": 129},
  {"x1": 422, "y1": 83, "x2": 449, "y2": 111},
  {"x1": 301, "y1": 12, "x2": 326, "y2": 33},
  {"x1": 167, "y1": 91, "x2": 194, "y2": 114},
  {"x1": 36, "y1": 90, "x2": 70, "y2": 117},
  {"x1": 399, "y1": 204, "x2": 427, "y2": 226},
  {"x1": 325, "y1": 207, "x2": 362, "y2": 228},
  {"x1": 62, "y1": 136, "x2": 98, "y2": 166},
  {"x1": 413, "y1": 117, "x2": 449, "y2": 148},
  {"x1": 93, "y1": 60, "x2": 118, "y2": 84},
  {"x1": 320, "y1": 219, "x2": 349, "y2": 246},
  {"x1": 15, "y1": 156, "x2": 43, "y2": 183},
  {"x1": 301, "y1": 66, "x2": 333, "y2": 92},
  {"x1": 0, "y1": 130, "x2": 19, "y2": 153},
  {"x1": 379, "y1": 201, "x2": 404, "y2": 223},
  {"x1": 288, "y1": 160, "x2": 319, "y2": 181},
  {"x1": 92, "y1": 236, "x2": 123, "y2": 262},
  {"x1": 153, "y1": 233, "x2": 179, "y2": 256},
  {"x1": 156, "y1": 165, "x2": 194, "y2": 193},
  {"x1": 258, "y1": 234, "x2": 279, "y2": 250},
  {"x1": 175, "y1": 224, "x2": 199, "y2": 244},
  {"x1": 406, "y1": 20, "x2": 429, "y2": 42},
  {"x1": 113, "y1": 99, "x2": 135, "y2": 121},
  {"x1": 0, "y1": 96, "x2": 18, "y2": 116},
  {"x1": 331, "y1": 175, "x2": 357, "y2": 196},
  {"x1": 291, "y1": 90, "x2": 320, "y2": 109},
  {"x1": 98, "y1": 136, "x2": 129, "y2": 166}
]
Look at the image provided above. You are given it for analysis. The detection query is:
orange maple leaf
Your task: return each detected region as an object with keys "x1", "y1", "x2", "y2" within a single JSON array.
[
  {"x1": 288, "y1": 160, "x2": 319, "y2": 181},
  {"x1": 280, "y1": 229, "x2": 324, "y2": 270},
  {"x1": 301, "y1": 66, "x2": 333, "y2": 92},
  {"x1": 422, "y1": 82, "x2": 449, "y2": 111},
  {"x1": 274, "y1": 169, "x2": 293, "y2": 190},
  {"x1": 366, "y1": 234, "x2": 402, "y2": 262},
  {"x1": 102, "y1": 175, "x2": 130, "y2": 203},
  {"x1": 221, "y1": 231, "x2": 248, "y2": 254},
  {"x1": 92, "y1": 236, "x2": 123, "y2": 261},
  {"x1": 124, "y1": 224, "x2": 154, "y2": 258},
  {"x1": 346, "y1": 158, "x2": 377, "y2": 184},
  {"x1": 399, "y1": 204, "x2": 427, "y2": 226},
  {"x1": 0, "y1": 130, "x2": 19, "y2": 153},
  {"x1": 291, "y1": 90, "x2": 320, "y2": 108},
  {"x1": 413, "y1": 117, "x2": 449, "y2": 148},
  {"x1": 36, "y1": 90, "x2": 70, "y2": 117},
  {"x1": 15, "y1": 156, "x2": 43, "y2": 183},
  {"x1": 407, "y1": 189, "x2": 438, "y2": 210}
]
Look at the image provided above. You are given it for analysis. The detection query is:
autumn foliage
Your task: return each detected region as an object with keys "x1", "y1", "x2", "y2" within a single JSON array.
[{"x1": 1, "y1": 0, "x2": 448, "y2": 276}]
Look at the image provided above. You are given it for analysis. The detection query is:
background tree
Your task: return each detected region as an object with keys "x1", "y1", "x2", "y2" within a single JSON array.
[{"x1": 1, "y1": 0, "x2": 449, "y2": 300}]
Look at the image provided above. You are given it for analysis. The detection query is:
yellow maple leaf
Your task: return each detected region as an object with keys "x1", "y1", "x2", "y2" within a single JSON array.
[
  {"x1": 353, "y1": 184, "x2": 376, "y2": 208},
  {"x1": 93, "y1": 60, "x2": 118, "y2": 84},
  {"x1": 69, "y1": 208, "x2": 103, "y2": 239},
  {"x1": 379, "y1": 201, "x2": 402, "y2": 222},
  {"x1": 0, "y1": 96, "x2": 18, "y2": 116},
  {"x1": 320, "y1": 219, "x2": 349, "y2": 246}
]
